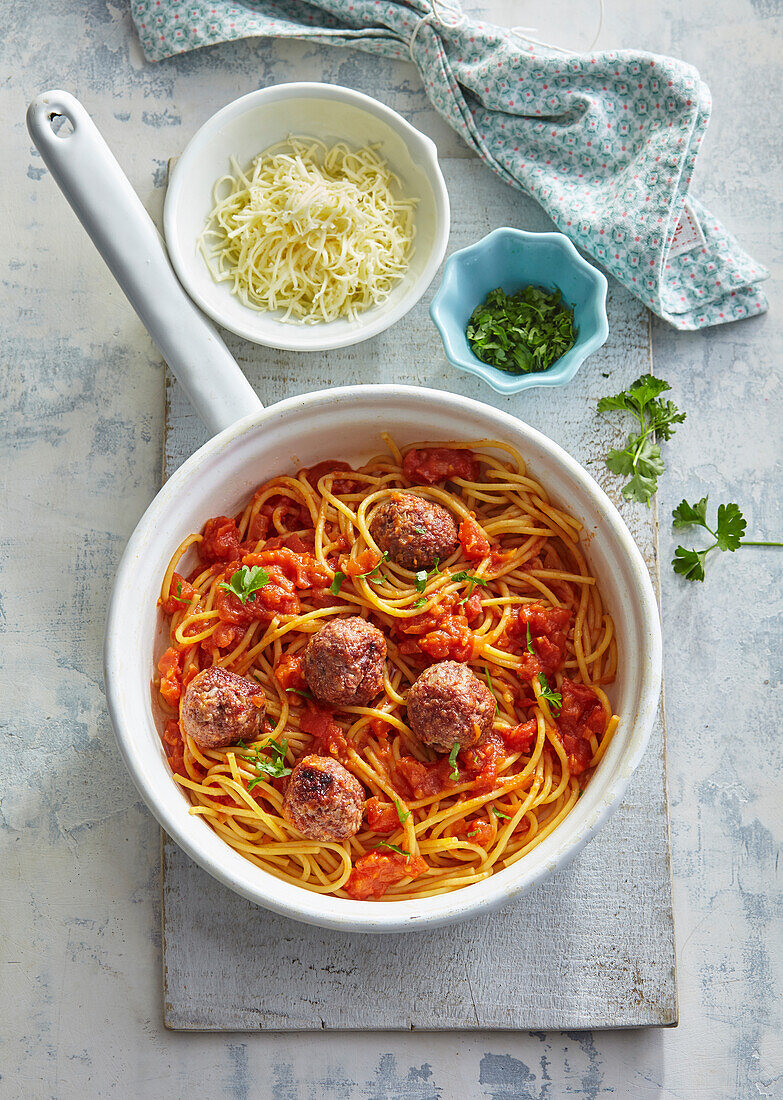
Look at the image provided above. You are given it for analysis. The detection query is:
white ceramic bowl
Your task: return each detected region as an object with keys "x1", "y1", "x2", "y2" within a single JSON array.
[
  {"x1": 105, "y1": 385, "x2": 662, "y2": 934},
  {"x1": 164, "y1": 83, "x2": 450, "y2": 351}
]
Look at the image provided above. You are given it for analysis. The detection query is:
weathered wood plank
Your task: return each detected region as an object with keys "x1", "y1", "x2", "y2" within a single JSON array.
[{"x1": 161, "y1": 157, "x2": 677, "y2": 1031}]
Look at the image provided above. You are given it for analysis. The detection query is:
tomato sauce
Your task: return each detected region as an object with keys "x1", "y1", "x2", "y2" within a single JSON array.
[
  {"x1": 162, "y1": 718, "x2": 185, "y2": 773},
  {"x1": 402, "y1": 447, "x2": 478, "y2": 485},
  {"x1": 501, "y1": 718, "x2": 537, "y2": 754},
  {"x1": 302, "y1": 460, "x2": 360, "y2": 496},
  {"x1": 395, "y1": 754, "x2": 455, "y2": 800},
  {"x1": 553, "y1": 678, "x2": 607, "y2": 775},
  {"x1": 159, "y1": 572, "x2": 196, "y2": 615},
  {"x1": 459, "y1": 732, "x2": 505, "y2": 793},
  {"x1": 344, "y1": 849, "x2": 428, "y2": 900},
  {"x1": 200, "y1": 516, "x2": 241, "y2": 564},
  {"x1": 300, "y1": 703, "x2": 351, "y2": 764},
  {"x1": 158, "y1": 647, "x2": 183, "y2": 706},
  {"x1": 505, "y1": 602, "x2": 572, "y2": 677}
]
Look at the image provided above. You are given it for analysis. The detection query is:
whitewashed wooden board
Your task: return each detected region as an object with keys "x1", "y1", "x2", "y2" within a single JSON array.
[{"x1": 161, "y1": 159, "x2": 677, "y2": 1031}]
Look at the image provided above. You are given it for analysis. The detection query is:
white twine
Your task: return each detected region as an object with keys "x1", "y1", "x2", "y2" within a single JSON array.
[
  {"x1": 511, "y1": 0, "x2": 604, "y2": 55},
  {"x1": 409, "y1": 0, "x2": 465, "y2": 59}
]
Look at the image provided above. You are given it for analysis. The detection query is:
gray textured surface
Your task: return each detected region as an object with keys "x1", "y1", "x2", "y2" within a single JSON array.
[
  {"x1": 161, "y1": 164, "x2": 676, "y2": 1031},
  {"x1": 1, "y1": 0, "x2": 781, "y2": 1096}
]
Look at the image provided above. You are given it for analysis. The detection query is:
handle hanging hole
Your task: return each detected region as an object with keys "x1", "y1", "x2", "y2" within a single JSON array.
[{"x1": 50, "y1": 113, "x2": 74, "y2": 139}]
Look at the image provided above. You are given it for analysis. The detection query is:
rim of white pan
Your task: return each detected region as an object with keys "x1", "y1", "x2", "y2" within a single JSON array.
[
  {"x1": 104, "y1": 385, "x2": 662, "y2": 933},
  {"x1": 163, "y1": 82, "x2": 450, "y2": 352}
]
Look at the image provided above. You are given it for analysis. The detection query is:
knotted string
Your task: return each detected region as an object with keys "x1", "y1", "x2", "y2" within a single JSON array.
[{"x1": 409, "y1": 0, "x2": 465, "y2": 58}]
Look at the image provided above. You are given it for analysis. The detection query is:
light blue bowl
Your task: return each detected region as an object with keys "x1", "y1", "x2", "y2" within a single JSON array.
[{"x1": 430, "y1": 228, "x2": 609, "y2": 395}]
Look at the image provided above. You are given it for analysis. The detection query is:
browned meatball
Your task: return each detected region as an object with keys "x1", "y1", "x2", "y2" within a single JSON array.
[
  {"x1": 369, "y1": 491, "x2": 459, "y2": 571},
  {"x1": 282, "y1": 754, "x2": 365, "y2": 841},
  {"x1": 179, "y1": 667, "x2": 265, "y2": 750},
  {"x1": 406, "y1": 661, "x2": 495, "y2": 753},
  {"x1": 303, "y1": 616, "x2": 386, "y2": 708}
]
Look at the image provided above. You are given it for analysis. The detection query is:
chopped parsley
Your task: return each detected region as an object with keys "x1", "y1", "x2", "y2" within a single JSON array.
[
  {"x1": 219, "y1": 565, "x2": 270, "y2": 604},
  {"x1": 672, "y1": 497, "x2": 782, "y2": 581},
  {"x1": 330, "y1": 551, "x2": 389, "y2": 595},
  {"x1": 413, "y1": 557, "x2": 441, "y2": 608},
  {"x1": 536, "y1": 672, "x2": 562, "y2": 716},
  {"x1": 374, "y1": 840, "x2": 411, "y2": 862},
  {"x1": 597, "y1": 375, "x2": 686, "y2": 505},
  {"x1": 466, "y1": 285, "x2": 576, "y2": 375},
  {"x1": 236, "y1": 737, "x2": 292, "y2": 786},
  {"x1": 491, "y1": 806, "x2": 511, "y2": 820},
  {"x1": 395, "y1": 799, "x2": 411, "y2": 824},
  {"x1": 448, "y1": 743, "x2": 461, "y2": 781},
  {"x1": 172, "y1": 580, "x2": 191, "y2": 604},
  {"x1": 451, "y1": 570, "x2": 488, "y2": 604},
  {"x1": 525, "y1": 623, "x2": 534, "y2": 655},
  {"x1": 484, "y1": 666, "x2": 499, "y2": 714},
  {"x1": 284, "y1": 687, "x2": 313, "y2": 699}
]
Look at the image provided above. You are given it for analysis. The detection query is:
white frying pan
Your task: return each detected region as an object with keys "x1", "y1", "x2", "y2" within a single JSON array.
[{"x1": 27, "y1": 91, "x2": 662, "y2": 933}]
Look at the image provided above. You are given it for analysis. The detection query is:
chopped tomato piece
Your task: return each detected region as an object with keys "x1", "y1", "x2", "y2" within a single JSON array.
[
  {"x1": 345, "y1": 849, "x2": 428, "y2": 900},
  {"x1": 501, "y1": 718, "x2": 538, "y2": 754},
  {"x1": 162, "y1": 718, "x2": 185, "y2": 773},
  {"x1": 302, "y1": 460, "x2": 360, "y2": 495},
  {"x1": 212, "y1": 622, "x2": 239, "y2": 650},
  {"x1": 274, "y1": 653, "x2": 307, "y2": 693},
  {"x1": 160, "y1": 572, "x2": 196, "y2": 614},
  {"x1": 158, "y1": 647, "x2": 182, "y2": 706},
  {"x1": 395, "y1": 754, "x2": 455, "y2": 800},
  {"x1": 200, "y1": 516, "x2": 241, "y2": 564},
  {"x1": 403, "y1": 447, "x2": 478, "y2": 485},
  {"x1": 300, "y1": 703, "x2": 350, "y2": 763},
  {"x1": 460, "y1": 733, "x2": 505, "y2": 793},
  {"x1": 337, "y1": 548, "x2": 381, "y2": 578},
  {"x1": 245, "y1": 513, "x2": 270, "y2": 545},
  {"x1": 459, "y1": 515, "x2": 491, "y2": 561},
  {"x1": 506, "y1": 602, "x2": 572, "y2": 676},
  {"x1": 217, "y1": 565, "x2": 300, "y2": 625},
  {"x1": 243, "y1": 547, "x2": 331, "y2": 589},
  {"x1": 454, "y1": 818, "x2": 494, "y2": 846},
  {"x1": 365, "y1": 797, "x2": 399, "y2": 835},
  {"x1": 417, "y1": 617, "x2": 477, "y2": 663},
  {"x1": 553, "y1": 678, "x2": 607, "y2": 775}
]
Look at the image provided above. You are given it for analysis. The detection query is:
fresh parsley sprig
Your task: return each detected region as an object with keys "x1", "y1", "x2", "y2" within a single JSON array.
[
  {"x1": 451, "y1": 570, "x2": 489, "y2": 604},
  {"x1": 413, "y1": 557, "x2": 441, "y2": 609},
  {"x1": 219, "y1": 565, "x2": 270, "y2": 604},
  {"x1": 466, "y1": 286, "x2": 576, "y2": 375},
  {"x1": 672, "y1": 497, "x2": 782, "y2": 581},
  {"x1": 330, "y1": 552, "x2": 389, "y2": 596},
  {"x1": 536, "y1": 672, "x2": 562, "y2": 716},
  {"x1": 236, "y1": 738, "x2": 292, "y2": 786},
  {"x1": 597, "y1": 375, "x2": 686, "y2": 504}
]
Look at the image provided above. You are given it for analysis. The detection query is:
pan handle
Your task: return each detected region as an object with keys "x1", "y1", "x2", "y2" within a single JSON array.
[{"x1": 26, "y1": 90, "x2": 263, "y2": 437}]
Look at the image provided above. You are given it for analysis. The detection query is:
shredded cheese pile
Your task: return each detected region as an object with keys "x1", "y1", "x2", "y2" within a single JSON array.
[{"x1": 199, "y1": 138, "x2": 417, "y2": 324}]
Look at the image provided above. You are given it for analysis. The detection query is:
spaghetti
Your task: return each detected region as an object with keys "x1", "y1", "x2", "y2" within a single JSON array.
[{"x1": 155, "y1": 437, "x2": 620, "y2": 901}]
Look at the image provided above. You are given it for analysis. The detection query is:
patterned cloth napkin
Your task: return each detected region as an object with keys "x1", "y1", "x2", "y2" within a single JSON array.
[{"x1": 131, "y1": 0, "x2": 769, "y2": 329}]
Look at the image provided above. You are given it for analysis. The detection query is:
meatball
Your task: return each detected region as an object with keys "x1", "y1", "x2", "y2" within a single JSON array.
[
  {"x1": 282, "y1": 754, "x2": 365, "y2": 841},
  {"x1": 369, "y1": 491, "x2": 459, "y2": 571},
  {"x1": 179, "y1": 667, "x2": 265, "y2": 750},
  {"x1": 406, "y1": 661, "x2": 495, "y2": 753},
  {"x1": 303, "y1": 616, "x2": 386, "y2": 708}
]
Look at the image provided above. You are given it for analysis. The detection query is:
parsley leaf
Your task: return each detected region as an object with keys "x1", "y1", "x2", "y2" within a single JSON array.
[
  {"x1": 395, "y1": 799, "x2": 411, "y2": 824},
  {"x1": 448, "y1": 743, "x2": 460, "y2": 781},
  {"x1": 671, "y1": 497, "x2": 781, "y2": 581},
  {"x1": 451, "y1": 570, "x2": 488, "y2": 603},
  {"x1": 284, "y1": 687, "x2": 313, "y2": 699},
  {"x1": 598, "y1": 375, "x2": 685, "y2": 504},
  {"x1": 330, "y1": 552, "x2": 389, "y2": 596},
  {"x1": 491, "y1": 806, "x2": 511, "y2": 819},
  {"x1": 171, "y1": 580, "x2": 191, "y2": 604},
  {"x1": 236, "y1": 738, "x2": 292, "y2": 785},
  {"x1": 412, "y1": 557, "x2": 441, "y2": 607},
  {"x1": 537, "y1": 672, "x2": 562, "y2": 716},
  {"x1": 484, "y1": 666, "x2": 499, "y2": 714},
  {"x1": 374, "y1": 840, "x2": 411, "y2": 862},
  {"x1": 672, "y1": 546, "x2": 708, "y2": 582},
  {"x1": 466, "y1": 286, "x2": 576, "y2": 375},
  {"x1": 525, "y1": 623, "x2": 534, "y2": 655},
  {"x1": 219, "y1": 565, "x2": 270, "y2": 605}
]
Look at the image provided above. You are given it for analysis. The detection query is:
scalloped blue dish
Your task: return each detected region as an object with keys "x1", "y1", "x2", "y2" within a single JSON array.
[{"x1": 430, "y1": 228, "x2": 609, "y2": 395}]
